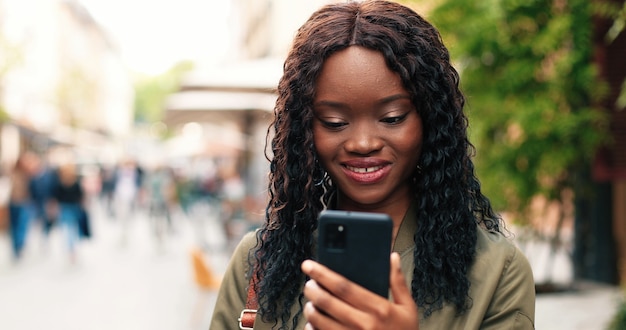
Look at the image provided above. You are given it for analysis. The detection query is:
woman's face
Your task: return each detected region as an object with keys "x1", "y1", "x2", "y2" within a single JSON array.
[{"x1": 313, "y1": 46, "x2": 423, "y2": 211}]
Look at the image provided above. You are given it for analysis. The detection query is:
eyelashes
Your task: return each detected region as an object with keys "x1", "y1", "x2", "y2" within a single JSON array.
[
  {"x1": 319, "y1": 112, "x2": 409, "y2": 129},
  {"x1": 320, "y1": 120, "x2": 348, "y2": 129},
  {"x1": 380, "y1": 112, "x2": 409, "y2": 125}
]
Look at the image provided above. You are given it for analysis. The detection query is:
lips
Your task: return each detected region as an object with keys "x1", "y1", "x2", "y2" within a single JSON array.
[{"x1": 341, "y1": 160, "x2": 390, "y2": 184}]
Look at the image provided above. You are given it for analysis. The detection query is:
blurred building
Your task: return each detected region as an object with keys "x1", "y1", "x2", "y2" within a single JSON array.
[
  {"x1": 231, "y1": 0, "x2": 340, "y2": 59},
  {"x1": 0, "y1": 0, "x2": 133, "y2": 167},
  {"x1": 581, "y1": 3, "x2": 626, "y2": 285},
  {"x1": 164, "y1": 0, "x2": 339, "y2": 220}
]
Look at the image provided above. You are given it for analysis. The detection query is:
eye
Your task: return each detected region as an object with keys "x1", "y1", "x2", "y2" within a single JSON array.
[
  {"x1": 321, "y1": 120, "x2": 348, "y2": 129},
  {"x1": 381, "y1": 112, "x2": 409, "y2": 125}
]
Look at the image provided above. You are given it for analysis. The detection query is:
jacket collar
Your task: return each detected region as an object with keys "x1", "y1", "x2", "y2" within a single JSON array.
[{"x1": 392, "y1": 202, "x2": 417, "y2": 254}]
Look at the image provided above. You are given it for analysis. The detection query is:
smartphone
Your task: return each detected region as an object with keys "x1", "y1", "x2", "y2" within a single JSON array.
[{"x1": 317, "y1": 210, "x2": 393, "y2": 298}]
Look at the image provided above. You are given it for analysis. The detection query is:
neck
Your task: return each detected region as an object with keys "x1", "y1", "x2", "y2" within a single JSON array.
[{"x1": 334, "y1": 195, "x2": 412, "y2": 242}]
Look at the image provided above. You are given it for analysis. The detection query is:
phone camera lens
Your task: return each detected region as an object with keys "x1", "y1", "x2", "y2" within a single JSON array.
[{"x1": 325, "y1": 223, "x2": 347, "y2": 250}]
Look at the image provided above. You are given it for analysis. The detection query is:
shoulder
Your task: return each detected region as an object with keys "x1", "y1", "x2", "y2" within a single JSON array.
[
  {"x1": 470, "y1": 227, "x2": 535, "y2": 327},
  {"x1": 473, "y1": 226, "x2": 535, "y2": 293},
  {"x1": 231, "y1": 230, "x2": 259, "y2": 272},
  {"x1": 476, "y1": 227, "x2": 524, "y2": 261},
  {"x1": 474, "y1": 227, "x2": 534, "y2": 281},
  {"x1": 237, "y1": 230, "x2": 259, "y2": 256},
  {"x1": 209, "y1": 230, "x2": 260, "y2": 329}
]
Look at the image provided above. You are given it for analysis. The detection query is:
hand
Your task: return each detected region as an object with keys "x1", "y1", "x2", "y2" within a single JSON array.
[{"x1": 301, "y1": 252, "x2": 419, "y2": 330}]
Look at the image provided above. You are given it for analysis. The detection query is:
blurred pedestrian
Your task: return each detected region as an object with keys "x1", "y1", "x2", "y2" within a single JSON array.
[
  {"x1": 28, "y1": 152, "x2": 58, "y2": 247},
  {"x1": 0, "y1": 167, "x2": 10, "y2": 233},
  {"x1": 99, "y1": 164, "x2": 117, "y2": 218},
  {"x1": 51, "y1": 162, "x2": 85, "y2": 264},
  {"x1": 113, "y1": 159, "x2": 139, "y2": 245},
  {"x1": 172, "y1": 169, "x2": 195, "y2": 217},
  {"x1": 134, "y1": 160, "x2": 146, "y2": 212},
  {"x1": 145, "y1": 164, "x2": 175, "y2": 242},
  {"x1": 7, "y1": 152, "x2": 37, "y2": 261},
  {"x1": 217, "y1": 165, "x2": 244, "y2": 242}
]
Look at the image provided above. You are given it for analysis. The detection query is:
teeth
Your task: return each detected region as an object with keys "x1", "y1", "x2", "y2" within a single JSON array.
[{"x1": 346, "y1": 165, "x2": 382, "y2": 173}]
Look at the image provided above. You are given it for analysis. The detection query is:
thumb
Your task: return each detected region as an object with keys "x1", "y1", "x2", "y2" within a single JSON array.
[{"x1": 389, "y1": 252, "x2": 414, "y2": 305}]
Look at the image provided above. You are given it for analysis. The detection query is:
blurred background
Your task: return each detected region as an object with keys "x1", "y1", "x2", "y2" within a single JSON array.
[{"x1": 0, "y1": 0, "x2": 624, "y2": 329}]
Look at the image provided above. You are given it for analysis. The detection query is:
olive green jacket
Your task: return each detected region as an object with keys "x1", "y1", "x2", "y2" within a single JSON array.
[{"x1": 209, "y1": 210, "x2": 535, "y2": 330}]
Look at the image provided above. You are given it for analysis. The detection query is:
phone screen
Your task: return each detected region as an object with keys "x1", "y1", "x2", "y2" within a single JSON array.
[{"x1": 317, "y1": 210, "x2": 393, "y2": 297}]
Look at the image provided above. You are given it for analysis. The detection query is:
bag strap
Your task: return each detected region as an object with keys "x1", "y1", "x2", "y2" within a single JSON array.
[{"x1": 238, "y1": 273, "x2": 258, "y2": 329}]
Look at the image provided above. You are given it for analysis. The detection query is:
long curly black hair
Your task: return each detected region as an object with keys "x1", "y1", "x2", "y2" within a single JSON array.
[{"x1": 252, "y1": 1, "x2": 503, "y2": 328}]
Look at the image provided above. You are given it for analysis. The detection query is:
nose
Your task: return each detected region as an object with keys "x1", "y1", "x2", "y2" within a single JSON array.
[{"x1": 344, "y1": 124, "x2": 383, "y2": 155}]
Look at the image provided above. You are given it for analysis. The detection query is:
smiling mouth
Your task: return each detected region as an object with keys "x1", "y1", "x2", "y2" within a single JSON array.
[{"x1": 345, "y1": 165, "x2": 383, "y2": 173}]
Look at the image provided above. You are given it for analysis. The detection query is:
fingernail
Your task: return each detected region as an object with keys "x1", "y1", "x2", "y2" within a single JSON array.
[
  {"x1": 305, "y1": 279, "x2": 318, "y2": 289},
  {"x1": 305, "y1": 301, "x2": 315, "y2": 313},
  {"x1": 301, "y1": 259, "x2": 313, "y2": 273}
]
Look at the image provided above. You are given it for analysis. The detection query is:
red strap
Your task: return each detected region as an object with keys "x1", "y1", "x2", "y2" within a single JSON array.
[
  {"x1": 238, "y1": 309, "x2": 256, "y2": 330},
  {"x1": 239, "y1": 274, "x2": 259, "y2": 329}
]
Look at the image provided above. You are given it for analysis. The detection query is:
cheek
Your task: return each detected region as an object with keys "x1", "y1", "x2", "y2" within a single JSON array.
[
  {"x1": 398, "y1": 139, "x2": 422, "y2": 168},
  {"x1": 407, "y1": 133, "x2": 423, "y2": 154},
  {"x1": 313, "y1": 128, "x2": 333, "y2": 162},
  {"x1": 396, "y1": 125, "x2": 423, "y2": 164}
]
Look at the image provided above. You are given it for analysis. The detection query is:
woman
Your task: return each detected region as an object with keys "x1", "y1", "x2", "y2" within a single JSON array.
[
  {"x1": 51, "y1": 162, "x2": 84, "y2": 263},
  {"x1": 210, "y1": 1, "x2": 535, "y2": 329}
]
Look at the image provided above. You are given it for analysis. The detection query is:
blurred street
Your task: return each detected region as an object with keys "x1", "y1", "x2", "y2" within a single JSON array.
[
  {"x1": 0, "y1": 199, "x2": 623, "y2": 330},
  {"x1": 0, "y1": 199, "x2": 234, "y2": 330}
]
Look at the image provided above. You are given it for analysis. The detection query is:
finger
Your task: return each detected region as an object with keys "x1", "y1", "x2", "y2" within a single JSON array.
[
  {"x1": 389, "y1": 252, "x2": 414, "y2": 305},
  {"x1": 302, "y1": 260, "x2": 387, "y2": 325},
  {"x1": 302, "y1": 259, "x2": 384, "y2": 303},
  {"x1": 389, "y1": 252, "x2": 420, "y2": 327},
  {"x1": 303, "y1": 279, "x2": 357, "y2": 322},
  {"x1": 303, "y1": 301, "x2": 346, "y2": 330},
  {"x1": 301, "y1": 259, "x2": 356, "y2": 299}
]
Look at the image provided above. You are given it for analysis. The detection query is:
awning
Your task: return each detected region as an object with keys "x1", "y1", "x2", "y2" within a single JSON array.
[
  {"x1": 163, "y1": 58, "x2": 282, "y2": 128},
  {"x1": 164, "y1": 90, "x2": 275, "y2": 128}
]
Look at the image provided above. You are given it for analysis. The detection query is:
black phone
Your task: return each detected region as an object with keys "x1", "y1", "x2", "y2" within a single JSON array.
[{"x1": 316, "y1": 210, "x2": 393, "y2": 298}]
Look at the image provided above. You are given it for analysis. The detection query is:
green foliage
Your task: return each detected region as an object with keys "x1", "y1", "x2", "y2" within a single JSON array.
[
  {"x1": 593, "y1": 1, "x2": 626, "y2": 43},
  {"x1": 592, "y1": 0, "x2": 626, "y2": 110},
  {"x1": 133, "y1": 60, "x2": 194, "y2": 125},
  {"x1": 0, "y1": 105, "x2": 9, "y2": 123},
  {"x1": 0, "y1": 33, "x2": 23, "y2": 77},
  {"x1": 1, "y1": 29, "x2": 23, "y2": 122},
  {"x1": 609, "y1": 298, "x2": 626, "y2": 330},
  {"x1": 429, "y1": 0, "x2": 610, "y2": 219}
]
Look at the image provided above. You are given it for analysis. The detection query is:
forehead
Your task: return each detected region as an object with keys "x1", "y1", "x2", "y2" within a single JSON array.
[{"x1": 314, "y1": 46, "x2": 406, "y2": 100}]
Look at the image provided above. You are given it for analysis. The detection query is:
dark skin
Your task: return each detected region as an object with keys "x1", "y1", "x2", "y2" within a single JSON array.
[
  {"x1": 302, "y1": 253, "x2": 418, "y2": 330},
  {"x1": 302, "y1": 46, "x2": 421, "y2": 329}
]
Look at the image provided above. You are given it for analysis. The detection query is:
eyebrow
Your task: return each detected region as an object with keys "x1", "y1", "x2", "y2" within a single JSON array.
[{"x1": 313, "y1": 94, "x2": 411, "y2": 108}]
